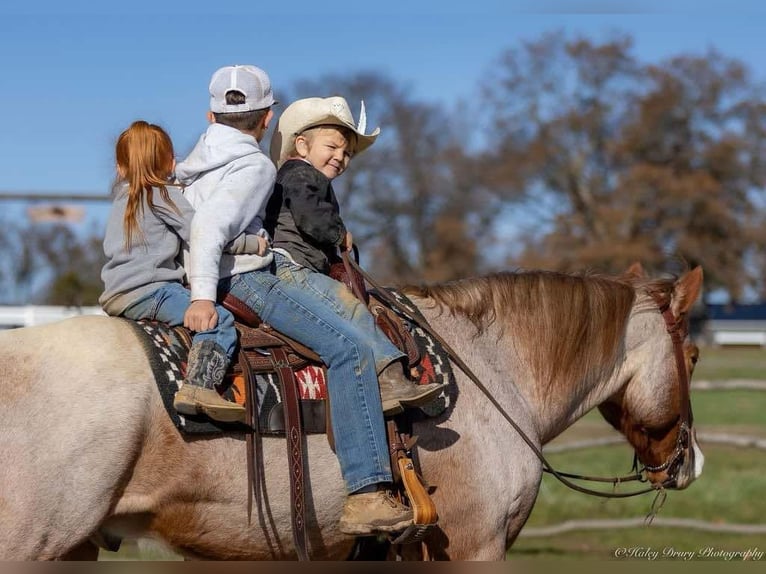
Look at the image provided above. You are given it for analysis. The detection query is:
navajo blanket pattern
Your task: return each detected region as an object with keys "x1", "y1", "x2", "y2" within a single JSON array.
[
  {"x1": 380, "y1": 289, "x2": 455, "y2": 417},
  {"x1": 126, "y1": 289, "x2": 454, "y2": 436}
]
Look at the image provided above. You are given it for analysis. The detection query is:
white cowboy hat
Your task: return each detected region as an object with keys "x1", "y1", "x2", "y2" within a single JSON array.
[{"x1": 269, "y1": 96, "x2": 380, "y2": 167}]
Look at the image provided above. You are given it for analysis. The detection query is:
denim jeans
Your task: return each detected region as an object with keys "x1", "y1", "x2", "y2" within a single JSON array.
[
  {"x1": 121, "y1": 282, "x2": 238, "y2": 359},
  {"x1": 223, "y1": 267, "x2": 392, "y2": 493},
  {"x1": 273, "y1": 252, "x2": 404, "y2": 373}
]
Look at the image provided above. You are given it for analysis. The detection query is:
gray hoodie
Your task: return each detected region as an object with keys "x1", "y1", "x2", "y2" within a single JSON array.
[
  {"x1": 99, "y1": 183, "x2": 193, "y2": 315},
  {"x1": 175, "y1": 123, "x2": 276, "y2": 301}
]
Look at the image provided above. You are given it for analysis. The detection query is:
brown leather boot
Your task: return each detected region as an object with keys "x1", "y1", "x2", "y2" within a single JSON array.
[
  {"x1": 174, "y1": 340, "x2": 245, "y2": 423},
  {"x1": 378, "y1": 363, "x2": 443, "y2": 416},
  {"x1": 173, "y1": 384, "x2": 246, "y2": 423},
  {"x1": 338, "y1": 490, "x2": 414, "y2": 535}
]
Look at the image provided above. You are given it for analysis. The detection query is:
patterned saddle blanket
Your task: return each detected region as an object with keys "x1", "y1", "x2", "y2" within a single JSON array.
[{"x1": 126, "y1": 290, "x2": 455, "y2": 436}]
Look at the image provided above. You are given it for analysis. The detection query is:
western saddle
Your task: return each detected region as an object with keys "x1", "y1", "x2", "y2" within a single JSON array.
[{"x1": 222, "y1": 257, "x2": 438, "y2": 561}]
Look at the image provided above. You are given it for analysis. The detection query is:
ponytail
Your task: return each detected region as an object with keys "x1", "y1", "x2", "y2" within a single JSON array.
[{"x1": 115, "y1": 121, "x2": 179, "y2": 251}]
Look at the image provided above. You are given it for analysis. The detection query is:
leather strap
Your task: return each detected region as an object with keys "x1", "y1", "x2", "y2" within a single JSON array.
[
  {"x1": 239, "y1": 351, "x2": 261, "y2": 525},
  {"x1": 341, "y1": 250, "x2": 368, "y2": 304},
  {"x1": 270, "y1": 347, "x2": 309, "y2": 561}
]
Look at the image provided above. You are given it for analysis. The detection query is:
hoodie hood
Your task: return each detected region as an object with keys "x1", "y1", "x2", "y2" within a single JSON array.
[{"x1": 176, "y1": 123, "x2": 262, "y2": 184}]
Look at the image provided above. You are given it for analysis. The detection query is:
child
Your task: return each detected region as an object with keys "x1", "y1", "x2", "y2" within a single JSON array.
[
  {"x1": 100, "y1": 120, "x2": 266, "y2": 424},
  {"x1": 265, "y1": 96, "x2": 443, "y2": 412},
  {"x1": 175, "y1": 65, "x2": 414, "y2": 535}
]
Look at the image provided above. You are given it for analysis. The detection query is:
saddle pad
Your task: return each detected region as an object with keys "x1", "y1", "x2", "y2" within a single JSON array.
[
  {"x1": 381, "y1": 289, "x2": 455, "y2": 417},
  {"x1": 125, "y1": 288, "x2": 454, "y2": 435},
  {"x1": 125, "y1": 319, "x2": 328, "y2": 435}
]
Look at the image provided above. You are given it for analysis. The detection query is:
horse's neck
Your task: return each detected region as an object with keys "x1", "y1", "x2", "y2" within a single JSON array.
[{"x1": 412, "y1": 297, "x2": 632, "y2": 445}]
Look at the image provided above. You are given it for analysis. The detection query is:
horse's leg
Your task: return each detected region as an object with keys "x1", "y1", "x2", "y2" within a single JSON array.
[{"x1": 0, "y1": 318, "x2": 150, "y2": 560}]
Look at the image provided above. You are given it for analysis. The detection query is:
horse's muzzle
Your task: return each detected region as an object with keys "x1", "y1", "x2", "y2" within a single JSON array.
[{"x1": 671, "y1": 427, "x2": 705, "y2": 490}]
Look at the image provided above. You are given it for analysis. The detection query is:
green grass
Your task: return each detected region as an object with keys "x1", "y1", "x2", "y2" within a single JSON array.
[
  {"x1": 692, "y1": 390, "x2": 766, "y2": 429},
  {"x1": 559, "y1": 388, "x2": 766, "y2": 435},
  {"x1": 512, "y1": 529, "x2": 766, "y2": 561},
  {"x1": 693, "y1": 346, "x2": 766, "y2": 381},
  {"x1": 527, "y1": 445, "x2": 766, "y2": 524}
]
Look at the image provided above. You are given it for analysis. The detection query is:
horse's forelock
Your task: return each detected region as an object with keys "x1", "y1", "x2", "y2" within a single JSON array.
[{"x1": 404, "y1": 271, "x2": 639, "y2": 396}]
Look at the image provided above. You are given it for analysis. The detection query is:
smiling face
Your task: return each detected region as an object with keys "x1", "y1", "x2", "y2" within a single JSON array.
[{"x1": 294, "y1": 126, "x2": 356, "y2": 180}]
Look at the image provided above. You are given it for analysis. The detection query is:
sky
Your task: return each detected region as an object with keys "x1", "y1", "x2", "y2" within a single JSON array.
[{"x1": 2, "y1": 0, "x2": 766, "y2": 230}]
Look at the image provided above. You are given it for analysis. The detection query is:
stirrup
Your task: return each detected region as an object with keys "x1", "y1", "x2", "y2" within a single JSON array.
[{"x1": 389, "y1": 455, "x2": 438, "y2": 545}]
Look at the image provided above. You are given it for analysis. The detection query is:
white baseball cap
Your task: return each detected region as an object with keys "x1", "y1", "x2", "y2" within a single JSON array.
[{"x1": 209, "y1": 65, "x2": 276, "y2": 113}]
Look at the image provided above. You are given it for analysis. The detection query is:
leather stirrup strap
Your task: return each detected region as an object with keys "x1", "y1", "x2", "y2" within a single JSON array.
[
  {"x1": 240, "y1": 351, "x2": 261, "y2": 525},
  {"x1": 270, "y1": 347, "x2": 309, "y2": 561}
]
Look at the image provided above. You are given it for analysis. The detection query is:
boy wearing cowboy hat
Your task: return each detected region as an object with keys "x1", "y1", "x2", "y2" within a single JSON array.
[{"x1": 265, "y1": 97, "x2": 444, "y2": 421}]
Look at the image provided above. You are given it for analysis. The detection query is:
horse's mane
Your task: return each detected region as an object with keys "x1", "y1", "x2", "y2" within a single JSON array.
[{"x1": 403, "y1": 270, "x2": 676, "y2": 398}]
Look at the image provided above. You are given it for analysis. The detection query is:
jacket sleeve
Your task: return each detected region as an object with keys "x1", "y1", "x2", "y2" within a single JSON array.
[
  {"x1": 188, "y1": 158, "x2": 276, "y2": 301},
  {"x1": 154, "y1": 186, "x2": 194, "y2": 244},
  {"x1": 282, "y1": 171, "x2": 346, "y2": 247}
]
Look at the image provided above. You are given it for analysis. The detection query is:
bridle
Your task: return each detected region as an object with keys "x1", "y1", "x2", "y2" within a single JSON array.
[
  {"x1": 640, "y1": 290, "x2": 693, "y2": 483},
  {"x1": 347, "y1": 255, "x2": 694, "y2": 499}
]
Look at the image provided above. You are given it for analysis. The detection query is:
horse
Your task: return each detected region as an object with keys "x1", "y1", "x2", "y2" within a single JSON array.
[{"x1": 0, "y1": 265, "x2": 704, "y2": 561}]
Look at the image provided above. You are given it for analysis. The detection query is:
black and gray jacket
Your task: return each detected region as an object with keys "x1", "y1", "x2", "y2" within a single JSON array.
[{"x1": 265, "y1": 159, "x2": 347, "y2": 273}]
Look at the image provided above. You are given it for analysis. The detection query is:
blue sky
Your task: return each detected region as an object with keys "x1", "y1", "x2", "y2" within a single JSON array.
[{"x1": 2, "y1": 0, "x2": 766, "y2": 228}]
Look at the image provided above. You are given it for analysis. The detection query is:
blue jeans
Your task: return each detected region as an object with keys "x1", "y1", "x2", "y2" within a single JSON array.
[
  {"x1": 273, "y1": 252, "x2": 405, "y2": 373},
  {"x1": 223, "y1": 267, "x2": 392, "y2": 493},
  {"x1": 121, "y1": 282, "x2": 238, "y2": 359}
]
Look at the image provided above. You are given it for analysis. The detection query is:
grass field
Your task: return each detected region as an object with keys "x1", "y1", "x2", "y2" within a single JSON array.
[{"x1": 692, "y1": 345, "x2": 766, "y2": 381}]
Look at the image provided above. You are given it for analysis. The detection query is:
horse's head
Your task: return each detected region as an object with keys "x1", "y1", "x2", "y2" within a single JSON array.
[{"x1": 598, "y1": 265, "x2": 704, "y2": 491}]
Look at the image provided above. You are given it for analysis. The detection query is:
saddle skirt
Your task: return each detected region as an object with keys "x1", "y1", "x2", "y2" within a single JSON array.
[{"x1": 126, "y1": 289, "x2": 454, "y2": 436}]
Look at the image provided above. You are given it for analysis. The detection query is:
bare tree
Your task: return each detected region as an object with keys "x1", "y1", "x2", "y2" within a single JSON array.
[{"x1": 483, "y1": 33, "x2": 766, "y2": 299}]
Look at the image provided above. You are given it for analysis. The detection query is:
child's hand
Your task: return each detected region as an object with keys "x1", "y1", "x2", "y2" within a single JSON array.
[
  {"x1": 255, "y1": 235, "x2": 269, "y2": 256},
  {"x1": 184, "y1": 300, "x2": 218, "y2": 332}
]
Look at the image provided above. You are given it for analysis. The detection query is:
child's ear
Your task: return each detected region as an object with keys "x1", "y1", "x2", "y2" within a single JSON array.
[
  {"x1": 207, "y1": 111, "x2": 216, "y2": 124},
  {"x1": 263, "y1": 109, "x2": 274, "y2": 130},
  {"x1": 295, "y1": 135, "x2": 309, "y2": 158}
]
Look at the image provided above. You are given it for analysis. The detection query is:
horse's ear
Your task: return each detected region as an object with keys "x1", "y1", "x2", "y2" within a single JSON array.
[
  {"x1": 672, "y1": 266, "x2": 703, "y2": 316},
  {"x1": 623, "y1": 262, "x2": 646, "y2": 280}
]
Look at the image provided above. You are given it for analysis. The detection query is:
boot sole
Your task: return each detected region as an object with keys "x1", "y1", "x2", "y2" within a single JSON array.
[
  {"x1": 174, "y1": 398, "x2": 246, "y2": 424},
  {"x1": 381, "y1": 399, "x2": 405, "y2": 416},
  {"x1": 338, "y1": 518, "x2": 414, "y2": 536},
  {"x1": 396, "y1": 384, "x2": 444, "y2": 408},
  {"x1": 200, "y1": 404, "x2": 246, "y2": 423}
]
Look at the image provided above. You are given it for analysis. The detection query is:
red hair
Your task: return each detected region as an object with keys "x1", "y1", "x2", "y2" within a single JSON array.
[{"x1": 115, "y1": 121, "x2": 178, "y2": 250}]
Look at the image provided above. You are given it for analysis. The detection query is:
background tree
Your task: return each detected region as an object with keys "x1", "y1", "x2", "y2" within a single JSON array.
[
  {"x1": 481, "y1": 33, "x2": 766, "y2": 300},
  {"x1": 0, "y1": 217, "x2": 104, "y2": 306}
]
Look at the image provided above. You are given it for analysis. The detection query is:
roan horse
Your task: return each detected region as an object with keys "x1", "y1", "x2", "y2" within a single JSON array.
[{"x1": 0, "y1": 265, "x2": 704, "y2": 560}]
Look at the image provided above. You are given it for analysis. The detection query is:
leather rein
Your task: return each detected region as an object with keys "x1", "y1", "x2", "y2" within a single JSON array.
[{"x1": 345, "y1": 254, "x2": 692, "y2": 499}]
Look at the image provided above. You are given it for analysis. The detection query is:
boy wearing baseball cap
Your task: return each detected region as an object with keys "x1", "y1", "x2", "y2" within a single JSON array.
[
  {"x1": 265, "y1": 96, "x2": 444, "y2": 419},
  {"x1": 173, "y1": 65, "x2": 275, "y2": 419},
  {"x1": 176, "y1": 67, "x2": 416, "y2": 535}
]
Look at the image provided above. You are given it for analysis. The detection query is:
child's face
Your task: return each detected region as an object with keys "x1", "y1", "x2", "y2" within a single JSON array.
[{"x1": 296, "y1": 127, "x2": 354, "y2": 180}]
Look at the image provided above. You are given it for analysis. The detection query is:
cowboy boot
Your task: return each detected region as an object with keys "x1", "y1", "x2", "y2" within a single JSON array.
[
  {"x1": 378, "y1": 362, "x2": 444, "y2": 416},
  {"x1": 174, "y1": 340, "x2": 245, "y2": 423},
  {"x1": 338, "y1": 489, "x2": 414, "y2": 535}
]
